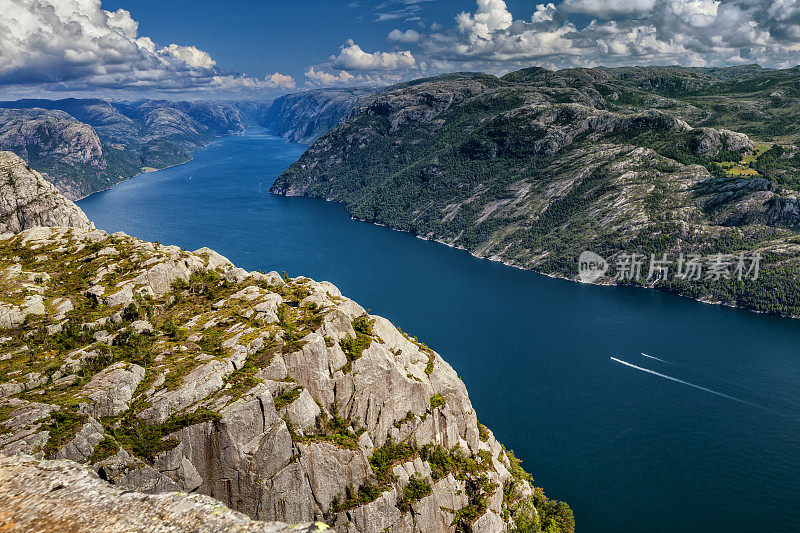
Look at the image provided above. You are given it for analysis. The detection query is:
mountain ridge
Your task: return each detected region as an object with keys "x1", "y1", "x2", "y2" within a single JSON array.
[
  {"x1": 258, "y1": 88, "x2": 379, "y2": 144},
  {"x1": 271, "y1": 65, "x2": 800, "y2": 318},
  {"x1": 0, "y1": 90, "x2": 379, "y2": 199}
]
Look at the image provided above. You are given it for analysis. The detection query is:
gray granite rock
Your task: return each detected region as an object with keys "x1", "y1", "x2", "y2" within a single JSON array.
[
  {"x1": 0, "y1": 151, "x2": 93, "y2": 233},
  {"x1": 80, "y1": 362, "x2": 146, "y2": 418},
  {"x1": 0, "y1": 227, "x2": 551, "y2": 532},
  {"x1": 0, "y1": 454, "x2": 333, "y2": 532}
]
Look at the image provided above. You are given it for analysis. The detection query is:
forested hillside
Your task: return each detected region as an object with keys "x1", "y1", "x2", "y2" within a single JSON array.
[{"x1": 273, "y1": 66, "x2": 800, "y2": 317}]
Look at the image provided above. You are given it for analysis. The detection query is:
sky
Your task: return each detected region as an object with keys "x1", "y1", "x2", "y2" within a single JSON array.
[{"x1": 1, "y1": 0, "x2": 799, "y2": 100}]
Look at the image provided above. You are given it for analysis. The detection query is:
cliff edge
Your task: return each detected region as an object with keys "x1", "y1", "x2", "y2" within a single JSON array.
[
  {"x1": 0, "y1": 454, "x2": 329, "y2": 532},
  {"x1": 0, "y1": 225, "x2": 572, "y2": 532},
  {"x1": 0, "y1": 151, "x2": 93, "y2": 233}
]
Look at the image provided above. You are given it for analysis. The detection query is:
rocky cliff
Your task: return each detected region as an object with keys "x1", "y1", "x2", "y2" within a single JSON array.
[
  {"x1": 259, "y1": 89, "x2": 377, "y2": 144},
  {"x1": 0, "y1": 225, "x2": 571, "y2": 529},
  {"x1": 0, "y1": 454, "x2": 329, "y2": 532},
  {"x1": 0, "y1": 109, "x2": 112, "y2": 199},
  {"x1": 271, "y1": 67, "x2": 800, "y2": 318},
  {"x1": 0, "y1": 151, "x2": 93, "y2": 233},
  {"x1": 0, "y1": 109, "x2": 104, "y2": 168}
]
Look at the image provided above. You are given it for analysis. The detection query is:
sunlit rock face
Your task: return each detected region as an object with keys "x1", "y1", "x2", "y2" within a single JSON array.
[{"x1": 0, "y1": 151, "x2": 93, "y2": 233}]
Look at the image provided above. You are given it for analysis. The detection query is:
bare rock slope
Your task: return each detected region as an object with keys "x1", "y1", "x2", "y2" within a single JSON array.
[
  {"x1": 0, "y1": 454, "x2": 329, "y2": 532},
  {"x1": 0, "y1": 151, "x2": 93, "y2": 233}
]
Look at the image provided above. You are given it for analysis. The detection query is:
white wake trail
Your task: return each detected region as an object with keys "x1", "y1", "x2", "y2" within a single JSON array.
[
  {"x1": 641, "y1": 353, "x2": 672, "y2": 365},
  {"x1": 610, "y1": 357, "x2": 758, "y2": 408},
  {"x1": 640, "y1": 352, "x2": 748, "y2": 390}
]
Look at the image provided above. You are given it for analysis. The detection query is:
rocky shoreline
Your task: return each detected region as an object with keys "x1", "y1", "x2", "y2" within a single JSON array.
[
  {"x1": 272, "y1": 68, "x2": 800, "y2": 319},
  {"x1": 348, "y1": 212, "x2": 797, "y2": 320}
]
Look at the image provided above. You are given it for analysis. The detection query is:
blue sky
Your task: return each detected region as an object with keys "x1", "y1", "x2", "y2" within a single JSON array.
[
  {"x1": 1, "y1": 0, "x2": 799, "y2": 99},
  {"x1": 98, "y1": 0, "x2": 466, "y2": 79},
  {"x1": 95, "y1": 1, "x2": 569, "y2": 72}
]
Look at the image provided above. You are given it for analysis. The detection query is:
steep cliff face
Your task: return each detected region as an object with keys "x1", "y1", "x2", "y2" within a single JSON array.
[
  {"x1": 0, "y1": 225, "x2": 571, "y2": 533},
  {"x1": 260, "y1": 89, "x2": 377, "y2": 144},
  {"x1": 0, "y1": 151, "x2": 93, "y2": 233},
  {"x1": 0, "y1": 454, "x2": 330, "y2": 533},
  {"x1": 0, "y1": 108, "x2": 104, "y2": 168}
]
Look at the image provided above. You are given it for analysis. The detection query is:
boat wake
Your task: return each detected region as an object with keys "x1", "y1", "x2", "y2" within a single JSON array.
[
  {"x1": 640, "y1": 352, "x2": 748, "y2": 390},
  {"x1": 640, "y1": 353, "x2": 672, "y2": 365},
  {"x1": 611, "y1": 356, "x2": 758, "y2": 408}
]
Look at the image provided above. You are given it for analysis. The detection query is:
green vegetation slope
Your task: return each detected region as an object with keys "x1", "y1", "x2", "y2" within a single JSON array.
[{"x1": 272, "y1": 66, "x2": 800, "y2": 317}]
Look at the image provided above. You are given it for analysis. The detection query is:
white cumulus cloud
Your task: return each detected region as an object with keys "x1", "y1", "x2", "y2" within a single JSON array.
[
  {"x1": 211, "y1": 73, "x2": 296, "y2": 91},
  {"x1": 268, "y1": 72, "x2": 297, "y2": 89},
  {"x1": 388, "y1": 29, "x2": 421, "y2": 43},
  {"x1": 305, "y1": 67, "x2": 356, "y2": 86},
  {"x1": 332, "y1": 40, "x2": 416, "y2": 71},
  {"x1": 419, "y1": 0, "x2": 800, "y2": 70},
  {"x1": 456, "y1": 0, "x2": 514, "y2": 41},
  {"x1": 560, "y1": 0, "x2": 658, "y2": 17},
  {"x1": 0, "y1": 0, "x2": 294, "y2": 94},
  {"x1": 304, "y1": 66, "x2": 403, "y2": 88}
]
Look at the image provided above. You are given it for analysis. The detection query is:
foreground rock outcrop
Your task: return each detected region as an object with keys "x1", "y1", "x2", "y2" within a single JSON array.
[
  {"x1": 0, "y1": 454, "x2": 329, "y2": 532},
  {"x1": 0, "y1": 225, "x2": 572, "y2": 532},
  {"x1": 0, "y1": 151, "x2": 93, "y2": 233}
]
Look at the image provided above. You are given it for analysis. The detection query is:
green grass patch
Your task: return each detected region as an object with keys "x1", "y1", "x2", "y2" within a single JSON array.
[
  {"x1": 430, "y1": 393, "x2": 445, "y2": 410},
  {"x1": 274, "y1": 385, "x2": 303, "y2": 410},
  {"x1": 288, "y1": 403, "x2": 365, "y2": 450},
  {"x1": 399, "y1": 475, "x2": 432, "y2": 512},
  {"x1": 339, "y1": 315, "x2": 376, "y2": 373},
  {"x1": 42, "y1": 410, "x2": 88, "y2": 457},
  {"x1": 111, "y1": 408, "x2": 221, "y2": 462},
  {"x1": 478, "y1": 422, "x2": 489, "y2": 442},
  {"x1": 86, "y1": 435, "x2": 120, "y2": 463},
  {"x1": 369, "y1": 438, "x2": 419, "y2": 485}
]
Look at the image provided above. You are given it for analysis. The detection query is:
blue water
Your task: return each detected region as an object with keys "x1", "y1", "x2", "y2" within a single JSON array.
[{"x1": 79, "y1": 129, "x2": 800, "y2": 532}]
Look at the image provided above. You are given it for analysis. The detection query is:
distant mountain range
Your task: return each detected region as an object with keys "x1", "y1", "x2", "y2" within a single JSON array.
[
  {"x1": 0, "y1": 91, "x2": 373, "y2": 200},
  {"x1": 0, "y1": 98, "x2": 262, "y2": 199},
  {"x1": 272, "y1": 65, "x2": 800, "y2": 318},
  {"x1": 8, "y1": 65, "x2": 800, "y2": 317},
  {"x1": 259, "y1": 88, "x2": 378, "y2": 144}
]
